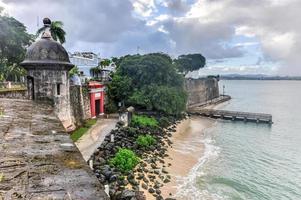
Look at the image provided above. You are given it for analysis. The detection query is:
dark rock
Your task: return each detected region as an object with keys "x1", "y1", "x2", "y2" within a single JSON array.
[
  {"x1": 123, "y1": 179, "x2": 129, "y2": 185},
  {"x1": 163, "y1": 178, "x2": 170, "y2": 183},
  {"x1": 129, "y1": 178, "x2": 139, "y2": 186},
  {"x1": 120, "y1": 189, "x2": 136, "y2": 198},
  {"x1": 148, "y1": 188, "x2": 155, "y2": 193},
  {"x1": 141, "y1": 183, "x2": 148, "y2": 190},
  {"x1": 162, "y1": 168, "x2": 168, "y2": 174},
  {"x1": 143, "y1": 177, "x2": 149, "y2": 183},
  {"x1": 98, "y1": 174, "x2": 106, "y2": 183},
  {"x1": 156, "y1": 195, "x2": 164, "y2": 200},
  {"x1": 151, "y1": 163, "x2": 157, "y2": 169},
  {"x1": 156, "y1": 189, "x2": 161, "y2": 195},
  {"x1": 109, "y1": 174, "x2": 118, "y2": 182}
]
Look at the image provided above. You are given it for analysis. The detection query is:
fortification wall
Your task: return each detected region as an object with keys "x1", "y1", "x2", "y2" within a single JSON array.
[
  {"x1": 70, "y1": 85, "x2": 91, "y2": 126},
  {"x1": 0, "y1": 89, "x2": 28, "y2": 99},
  {"x1": 185, "y1": 78, "x2": 219, "y2": 107}
]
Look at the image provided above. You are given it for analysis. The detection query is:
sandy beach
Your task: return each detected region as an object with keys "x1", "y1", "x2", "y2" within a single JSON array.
[{"x1": 143, "y1": 116, "x2": 214, "y2": 199}]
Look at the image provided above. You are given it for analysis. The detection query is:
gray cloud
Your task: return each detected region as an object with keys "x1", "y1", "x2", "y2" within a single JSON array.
[
  {"x1": 2, "y1": 0, "x2": 301, "y2": 75},
  {"x1": 2, "y1": 0, "x2": 143, "y2": 46}
]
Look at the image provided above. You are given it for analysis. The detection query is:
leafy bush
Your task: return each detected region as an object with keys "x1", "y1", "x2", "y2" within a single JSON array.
[
  {"x1": 107, "y1": 53, "x2": 188, "y2": 115},
  {"x1": 159, "y1": 117, "x2": 170, "y2": 128},
  {"x1": 129, "y1": 85, "x2": 187, "y2": 115},
  {"x1": 130, "y1": 115, "x2": 158, "y2": 128},
  {"x1": 136, "y1": 134, "x2": 156, "y2": 147},
  {"x1": 110, "y1": 148, "x2": 140, "y2": 172}
]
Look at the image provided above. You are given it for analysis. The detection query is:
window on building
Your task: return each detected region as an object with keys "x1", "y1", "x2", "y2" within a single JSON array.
[{"x1": 57, "y1": 84, "x2": 61, "y2": 95}]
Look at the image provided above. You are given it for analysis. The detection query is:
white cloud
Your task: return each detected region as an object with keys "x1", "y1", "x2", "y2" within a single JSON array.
[{"x1": 1, "y1": 0, "x2": 301, "y2": 75}]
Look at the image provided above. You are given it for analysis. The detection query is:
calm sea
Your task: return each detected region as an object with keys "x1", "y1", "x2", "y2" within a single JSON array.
[{"x1": 186, "y1": 80, "x2": 301, "y2": 200}]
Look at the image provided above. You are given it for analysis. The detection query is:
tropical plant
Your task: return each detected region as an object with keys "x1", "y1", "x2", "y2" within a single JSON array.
[
  {"x1": 100, "y1": 59, "x2": 111, "y2": 67},
  {"x1": 89, "y1": 66, "x2": 101, "y2": 78},
  {"x1": 130, "y1": 115, "x2": 158, "y2": 128},
  {"x1": 69, "y1": 66, "x2": 80, "y2": 77},
  {"x1": 136, "y1": 134, "x2": 156, "y2": 147},
  {"x1": 107, "y1": 53, "x2": 188, "y2": 115},
  {"x1": 174, "y1": 53, "x2": 206, "y2": 75},
  {"x1": 0, "y1": 12, "x2": 33, "y2": 81},
  {"x1": 110, "y1": 148, "x2": 140, "y2": 172},
  {"x1": 37, "y1": 20, "x2": 66, "y2": 43}
]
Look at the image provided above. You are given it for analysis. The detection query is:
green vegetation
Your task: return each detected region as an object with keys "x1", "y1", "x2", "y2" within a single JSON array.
[
  {"x1": 130, "y1": 115, "x2": 158, "y2": 128},
  {"x1": 136, "y1": 134, "x2": 156, "y2": 147},
  {"x1": 107, "y1": 53, "x2": 188, "y2": 115},
  {"x1": 174, "y1": 53, "x2": 206, "y2": 75},
  {"x1": 0, "y1": 9, "x2": 34, "y2": 81},
  {"x1": 69, "y1": 66, "x2": 80, "y2": 77},
  {"x1": 70, "y1": 119, "x2": 97, "y2": 142},
  {"x1": 110, "y1": 148, "x2": 140, "y2": 172},
  {"x1": 90, "y1": 59, "x2": 112, "y2": 79},
  {"x1": 37, "y1": 19, "x2": 66, "y2": 43},
  {"x1": 159, "y1": 116, "x2": 170, "y2": 128}
]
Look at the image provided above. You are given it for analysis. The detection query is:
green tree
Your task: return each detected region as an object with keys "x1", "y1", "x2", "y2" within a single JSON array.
[
  {"x1": 37, "y1": 20, "x2": 66, "y2": 44},
  {"x1": 100, "y1": 59, "x2": 111, "y2": 67},
  {"x1": 107, "y1": 53, "x2": 187, "y2": 115},
  {"x1": 69, "y1": 65, "x2": 80, "y2": 77},
  {"x1": 0, "y1": 11, "x2": 33, "y2": 81},
  {"x1": 174, "y1": 53, "x2": 206, "y2": 75}
]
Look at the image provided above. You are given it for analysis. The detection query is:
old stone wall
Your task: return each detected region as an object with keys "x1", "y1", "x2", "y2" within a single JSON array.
[
  {"x1": 70, "y1": 85, "x2": 91, "y2": 126},
  {"x1": 185, "y1": 77, "x2": 219, "y2": 107},
  {"x1": 0, "y1": 89, "x2": 28, "y2": 99},
  {"x1": 27, "y1": 68, "x2": 73, "y2": 128}
]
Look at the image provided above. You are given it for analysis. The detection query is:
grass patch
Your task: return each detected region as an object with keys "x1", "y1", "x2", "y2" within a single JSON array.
[
  {"x1": 130, "y1": 115, "x2": 158, "y2": 128},
  {"x1": 70, "y1": 118, "x2": 97, "y2": 142},
  {"x1": 110, "y1": 148, "x2": 140, "y2": 172},
  {"x1": 136, "y1": 134, "x2": 156, "y2": 148}
]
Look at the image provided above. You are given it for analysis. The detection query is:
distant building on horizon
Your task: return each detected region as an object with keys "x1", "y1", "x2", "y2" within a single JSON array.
[{"x1": 69, "y1": 52, "x2": 101, "y2": 77}]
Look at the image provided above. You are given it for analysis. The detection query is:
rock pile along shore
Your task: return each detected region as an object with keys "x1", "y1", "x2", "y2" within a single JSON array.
[{"x1": 89, "y1": 115, "x2": 185, "y2": 200}]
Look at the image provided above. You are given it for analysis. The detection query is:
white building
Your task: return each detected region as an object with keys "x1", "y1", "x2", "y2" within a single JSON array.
[{"x1": 69, "y1": 52, "x2": 101, "y2": 77}]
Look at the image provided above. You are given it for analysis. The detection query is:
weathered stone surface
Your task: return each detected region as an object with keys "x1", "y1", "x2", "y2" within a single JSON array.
[
  {"x1": 21, "y1": 38, "x2": 72, "y2": 67},
  {"x1": 185, "y1": 78, "x2": 219, "y2": 107},
  {"x1": 0, "y1": 89, "x2": 27, "y2": 99},
  {"x1": 0, "y1": 98, "x2": 108, "y2": 200}
]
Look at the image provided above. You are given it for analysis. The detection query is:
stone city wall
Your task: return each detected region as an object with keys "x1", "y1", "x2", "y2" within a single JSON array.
[
  {"x1": 70, "y1": 85, "x2": 91, "y2": 126},
  {"x1": 185, "y1": 77, "x2": 219, "y2": 107},
  {"x1": 0, "y1": 89, "x2": 28, "y2": 99}
]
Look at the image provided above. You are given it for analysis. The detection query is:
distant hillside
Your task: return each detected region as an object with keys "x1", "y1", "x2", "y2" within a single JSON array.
[{"x1": 220, "y1": 74, "x2": 301, "y2": 80}]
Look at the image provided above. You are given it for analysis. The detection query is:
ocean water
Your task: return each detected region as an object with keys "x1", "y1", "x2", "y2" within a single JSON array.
[{"x1": 185, "y1": 80, "x2": 301, "y2": 200}]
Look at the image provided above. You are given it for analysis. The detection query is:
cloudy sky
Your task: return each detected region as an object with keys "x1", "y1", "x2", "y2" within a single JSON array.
[{"x1": 0, "y1": 0, "x2": 300, "y2": 75}]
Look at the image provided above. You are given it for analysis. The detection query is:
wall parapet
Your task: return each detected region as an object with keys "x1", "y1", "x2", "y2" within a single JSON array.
[{"x1": 0, "y1": 88, "x2": 28, "y2": 99}]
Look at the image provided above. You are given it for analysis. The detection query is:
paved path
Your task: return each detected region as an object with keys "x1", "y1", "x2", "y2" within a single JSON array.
[
  {"x1": 75, "y1": 118, "x2": 118, "y2": 161},
  {"x1": 0, "y1": 98, "x2": 108, "y2": 200}
]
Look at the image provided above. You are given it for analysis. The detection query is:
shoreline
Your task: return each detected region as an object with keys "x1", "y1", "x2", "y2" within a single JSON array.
[{"x1": 143, "y1": 116, "x2": 215, "y2": 199}]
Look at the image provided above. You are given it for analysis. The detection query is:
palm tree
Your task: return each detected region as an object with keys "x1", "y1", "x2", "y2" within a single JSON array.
[
  {"x1": 37, "y1": 20, "x2": 66, "y2": 44},
  {"x1": 90, "y1": 66, "x2": 102, "y2": 79}
]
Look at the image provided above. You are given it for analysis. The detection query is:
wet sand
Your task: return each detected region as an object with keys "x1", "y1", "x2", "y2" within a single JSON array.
[{"x1": 144, "y1": 116, "x2": 214, "y2": 199}]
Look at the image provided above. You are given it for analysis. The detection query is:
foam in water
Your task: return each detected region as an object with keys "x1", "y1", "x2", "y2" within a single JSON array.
[{"x1": 175, "y1": 127, "x2": 222, "y2": 200}]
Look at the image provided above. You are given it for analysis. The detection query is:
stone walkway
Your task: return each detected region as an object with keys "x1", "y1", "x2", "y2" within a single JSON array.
[
  {"x1": 75, "y1": 118, "x2": 118, "y2": 161},
  {"x1": 0, "y1": 98, "x2": 108, "y2": 200}
]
